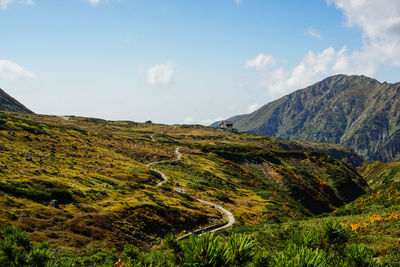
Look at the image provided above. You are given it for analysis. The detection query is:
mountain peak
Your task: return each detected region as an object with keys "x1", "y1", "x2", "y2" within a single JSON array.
[
  {"x1": 318, "y1": 74, "x2": 380, "y2": 86},
  {"x1": 0, "y1": 88, "x2": 33, "y2": 114},
  {"x1": 233, "y1": 75, "x2": 400, "y2": 162}
]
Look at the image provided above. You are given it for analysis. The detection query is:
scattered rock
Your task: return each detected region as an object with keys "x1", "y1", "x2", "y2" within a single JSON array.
[{"x1": 49, "y1": 199, "x2": 59, "y2": 208}]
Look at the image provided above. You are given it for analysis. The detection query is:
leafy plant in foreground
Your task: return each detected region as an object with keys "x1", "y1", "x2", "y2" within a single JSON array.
[
  {"x1": 181, "y1": 233, "x2": 225, "y2": 266},
  {"x1": 272, "y1": 243, "x2": 328, "y2": 267},
  {"x1": 323, "y1": 220, "x2": 350, "y2": 253},
  {"x1": 0, "y1": 225, "x2": 54, "y2": 267},
  {"x1": 343, "y1": 244, "x2": 378, "y2": 267},
  {"x1": 292, "y1": 230, "x2": 322, "y2": 250},
  {"x1": 224, "y1": 233, "x2": 254, "y2": 266},
  {"x1": 0, "y1": 225, "x2": 31, "y2": 266}
]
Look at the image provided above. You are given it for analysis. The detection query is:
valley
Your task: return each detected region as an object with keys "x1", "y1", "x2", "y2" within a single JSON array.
[
  {"x1": 0, "y1": 111, "x2": 366, "y2": 246},
  {"x1": 0, "y1": 81, "x2": 399, "y2": 265}
]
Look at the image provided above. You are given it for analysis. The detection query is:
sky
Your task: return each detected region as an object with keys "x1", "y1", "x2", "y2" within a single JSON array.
[{"x1": 2, "y1": 0, "x2": 400, "y2": 124}]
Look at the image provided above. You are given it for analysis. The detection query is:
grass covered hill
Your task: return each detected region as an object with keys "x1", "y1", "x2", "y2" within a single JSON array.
[
  {"x1": 0, "y1": 111, "x2": 367, "y2": 251},
  {"x1": 0, "y1": 88, "x2": 33, "y2": 114},
  {"x1": 233, "y1": 74, "x2": 400, "y2": 162},
  {"x1": 218, "y1": 160, "x2": 400, "y2": 266}
]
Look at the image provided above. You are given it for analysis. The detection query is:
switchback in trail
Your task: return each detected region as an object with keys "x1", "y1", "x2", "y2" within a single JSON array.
[{"x1": 146, "y1": 138, "x2": 235, "y2": 238}]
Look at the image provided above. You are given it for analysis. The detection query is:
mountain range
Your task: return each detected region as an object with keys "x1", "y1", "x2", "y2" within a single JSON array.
[{"x1": 219, "y1": 75, "x2": 400, "y2": 162}]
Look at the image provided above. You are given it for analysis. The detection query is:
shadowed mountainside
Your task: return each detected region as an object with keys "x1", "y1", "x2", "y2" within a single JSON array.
[
  {"x1": 0, "y1": 88, "x2": 33, "y2": 114},
  {"x1": 231, "y1": 75, "x2": 400, "y2": 162}
]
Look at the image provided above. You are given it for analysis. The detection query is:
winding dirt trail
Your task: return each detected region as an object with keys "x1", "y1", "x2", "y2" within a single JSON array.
[
  {"x1": 146, "y1": 138, "x2": 235, "y2": 237},
  {"x1": 146, "y1": 148, "x2": 181, "y2": 187}
]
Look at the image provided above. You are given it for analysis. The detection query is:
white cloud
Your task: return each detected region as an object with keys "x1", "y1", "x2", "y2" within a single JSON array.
[
  {"x1": 182, "y1": 117, "x2": 226, "y2": 126},
  {"x1": 306, "y1": 26, "x2": 322, "y2": 40},
  {"x1": 183, "y1": 117, "x2": 195, "y2": 124},
  {"x1": 248, "y1": 46, "x2": 378, "y2": 97},
  {"x1": 88, "y1": 0, "x2": 100, "y2": 6},
  {"x1": 199, "y1": 117, "x2": 224, "y2": 126},
  {"x1": 235, "y1": 0, "x2": 242, "y2": 6},
  {"x1": 247, "y1": 103, "x2": 259, "y2": 113},
  {"x1": 87, "y1": 0, "x2": 111, "y2": 6},
  {"x1": 0, "y1": 0, "x2": 12, "y2": 9},
  {"x1": 327, "y1": 0, "x2": 400, "y2": 66},
  {"x1": 244, "y1": 54, "x2": 276, "y2": 71},
  {"x1": 146, "y1": 61, "x2": 175, "y2": 86},
  {"x1": 88, "y1": 0, "x2": 101, "y2": 5},
  {"x1": 327, "y1": 0, "x2": 400, "y2": 40},
  {"x1": 0, "y1": 60, "x2": 35, "y2": 81},
  {"x1": 0, "y1": 0, "x2": 34, "y2": 9},
  {"x1": 21, "y1": 0, "x2": 34, "y2": 6},
  {"x1": 244, "y1": 1, "x2": 400, "y2": 98}
]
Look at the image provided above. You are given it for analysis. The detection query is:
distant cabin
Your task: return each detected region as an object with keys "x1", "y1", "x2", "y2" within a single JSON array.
[
  {"x1": 145, "y1": 120, "x2": 152, "y2": 124},
  {"x1": 218, "y1": 121, "x2": 233, "y2": 129},
  {"x1": 218, "y1": 121, "x2": 238, "y2": 133}
]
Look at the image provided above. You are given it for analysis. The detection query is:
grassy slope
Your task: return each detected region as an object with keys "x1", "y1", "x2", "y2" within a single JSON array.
[
  {"x1": 230, "y1": 161, "x2": 400, "y2": 260},
  {"x1": 0, "y1": 112, "x2": 366, "y2": 251}
]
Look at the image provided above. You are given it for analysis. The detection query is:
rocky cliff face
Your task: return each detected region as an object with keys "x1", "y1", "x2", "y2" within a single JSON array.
[{"x1": 234, "y1": 75, "x2": 400, "y2": 162}]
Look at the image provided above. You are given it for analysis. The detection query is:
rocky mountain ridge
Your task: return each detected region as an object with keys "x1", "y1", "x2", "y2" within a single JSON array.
[
  {"x1": 229, "y1": 75, "x2": 400, "y2": 162},
  {"x1": 0, "y1": 88, "x2": 33, "y2": 114}
]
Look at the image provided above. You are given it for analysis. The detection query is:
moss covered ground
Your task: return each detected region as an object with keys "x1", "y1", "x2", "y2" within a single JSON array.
[{"x1": 0, "y1": 111, "x2": 368, "y2": 254}]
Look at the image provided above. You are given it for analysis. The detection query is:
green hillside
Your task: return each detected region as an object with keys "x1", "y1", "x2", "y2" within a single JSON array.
[{"x1": 0, "y1": 111, "x2": 366, "y2": 252}]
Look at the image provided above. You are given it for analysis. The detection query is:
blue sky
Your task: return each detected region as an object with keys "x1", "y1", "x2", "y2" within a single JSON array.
[{"x1": 1, "y1": 0, "x2": 400, "y2": 124}]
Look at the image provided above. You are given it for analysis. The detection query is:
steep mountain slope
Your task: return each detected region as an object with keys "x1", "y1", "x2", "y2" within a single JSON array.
[
  {"x1": 0, "y1": 111, "x2": 366, "y2": 250},
  {"x1": 234, "y1": 75, "x2": 400, "y2": 162},
  {"x1": 0, "y1": 88, "x2": 33, "y2": 113}
]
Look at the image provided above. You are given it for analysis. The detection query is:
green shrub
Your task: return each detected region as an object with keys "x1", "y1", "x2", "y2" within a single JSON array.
[
  {"x1": 181, "y1": 233, "x2": 226, "y2": 266},
  {"x1": 162, "y1": 233, "x2": 182, "y2": 255},
  {"x1": 251, "y1": 251, "x2": 272, "y2": 266},
  {"x1": 379, "y1": 246, "x2": 400, "y2": 266},
  {"x1": 224, "y1": 233, "x2": 254, "y2": 266},
  {"x1": 0, "y1": 225, "x2": 53, "y2": 267},
  {"x1": 272, "y1": 243, "x2": 328, "y2": 267},
  {"x1": 292, "y1": 230, "x2": 322, "y2": 250},
  {"x1": 121, "y1": 245, "x2": 140, "y2": 262},
  {"x1": 80, "y1": 248, "x2": 118, "y2": 266},
  {"x1": 136, "y1": 250, "x2": 175, "y2": 267},
  {"x1": 343, "y1": 244, "x2": 378, "y2": 267},
  {"x1": 323, "y1": 221, "x2": 350, "y2": 251},
  {"x1": 27, "y1": 242, "x2": 54, "y2": 267},
  {"x1": 0, "y1": 181, "x2": 74, "y2": 205},
  {"x1": 49, "y1": 188, "x2": 74, "y2": 204},
  {"x1": 0, "y1": 225, "x2": 31, "y2": 266}
]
